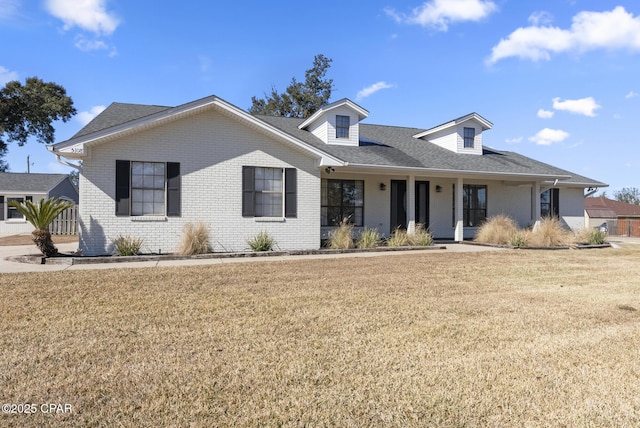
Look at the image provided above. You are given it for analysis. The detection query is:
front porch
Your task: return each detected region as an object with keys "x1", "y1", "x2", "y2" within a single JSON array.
[{"x1": 320, "y1": 170, "x2": 578, "y2": 242}]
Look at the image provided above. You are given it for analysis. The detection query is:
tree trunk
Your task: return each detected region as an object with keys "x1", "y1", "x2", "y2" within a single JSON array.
[{"x1": 32, "y1": 228, "x2": 58, "y2": 257}]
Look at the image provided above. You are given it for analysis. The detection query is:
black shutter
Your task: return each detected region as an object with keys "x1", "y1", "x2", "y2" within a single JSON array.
[
  {"x1": 166, "y1": 162, "x2": 181, "y2": 217},
  {"x1": 25, "y1": 196, "x2": 33, "y2": 202},
  {"x1": 0, "y1": 196, "x2": 4, "y2": 220},
  {"x1": 284, "y1": 168, "x2": 297, "y2": 218},
  {"x1": 242, "y1": 166, "x2": 255, "y2": 217},
  {"x1": 115, "y1": 160, "x2": 130, "y2": 216}
]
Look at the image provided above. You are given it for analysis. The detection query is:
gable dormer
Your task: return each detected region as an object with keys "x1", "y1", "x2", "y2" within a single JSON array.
[
  {"x1": 298, "y1": 98, "x2": 369, "y2": 146},
  {"x1": 413, "y1": 113, "x2": 492, "y2": 155}
]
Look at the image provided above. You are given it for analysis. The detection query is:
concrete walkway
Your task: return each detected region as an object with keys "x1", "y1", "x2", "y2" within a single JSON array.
[{"x1": 0, "y1": 242, "x2": 504, "y2": 273}]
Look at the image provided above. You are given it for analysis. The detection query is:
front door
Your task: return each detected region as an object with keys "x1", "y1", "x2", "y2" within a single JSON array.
[
  {"x1": 390, "y1": 180, "x2": 407, "y2": 232},
  {"x1": 415, "y1": 181, "x2": 430, "y2": 228}
]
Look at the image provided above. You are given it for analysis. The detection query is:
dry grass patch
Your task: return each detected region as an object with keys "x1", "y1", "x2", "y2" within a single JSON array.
[
  {"x1": 475, "y1": 215, "x2": 520, "y2": 246},
  {"x1": 2, "y1": 248, "x2": 640, "y2": 426}
]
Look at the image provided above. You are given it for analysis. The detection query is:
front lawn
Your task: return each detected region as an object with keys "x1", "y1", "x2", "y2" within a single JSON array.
[{"x1": 1, "y1": 247, "x2": 639, "y2": 426}]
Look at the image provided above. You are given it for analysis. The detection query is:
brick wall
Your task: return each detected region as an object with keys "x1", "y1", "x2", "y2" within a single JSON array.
[{"x1": 78, "y1": 109, "x2": 320, "y2": 255}]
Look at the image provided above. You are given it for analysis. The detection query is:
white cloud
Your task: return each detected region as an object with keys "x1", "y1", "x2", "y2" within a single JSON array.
[
  {"x1": 552, "y1": 96, "x2": 601, "y2": 117},
  {"x1": 45, "y1": 0, "x2": 119, "y2": 35},
  {"x1": 76, "y1": 105, "x2": 106, "y2": 126},
  {"x1": 356, "y1": 81, "x2": 395, "y2": 101},
  {"x1": 625, "y1": 91, "x2": 638, "y2": 99},
  {"x1": 529, "y1": 128, "x2": 570, "y2": 146},
  {"x1": 487, "y1": 6, "x2": 640, "y2": 64},
  {"x1": 385, "y1": 0, "x2": 497, "y2": 31},
  {"x1": 537, "y1": 109, "x2": 554, "y2": 119},
  {"x1": 0, "y1": 65, "x2": 18, "y2": 85},
  {"x1": 74, "y1": 36, "x2": 116, "y2": 56},
  {"x1": 505, "y1": 137, "x2": 523, "y2": 144},
  {"x1": 528, "y1": 11, "x2": 553, "y2": 26}
]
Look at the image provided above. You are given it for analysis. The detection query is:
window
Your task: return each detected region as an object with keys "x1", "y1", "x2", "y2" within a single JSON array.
[
  {"x1": 336, "y1": 115, "x2": 350, "y2": 139},
  {"x1": 7, "y1": 197, "x2": 24, "y2": 219},
  {"x1": 453, "y1": 184, "x2": 487, "y2": 227},
  {"x1": 242, "y1": 166, "x2": 297, "y2": 218},
  {"x1": 463, "y1": 127, "x2": 475, "y2": 148},
  {"x1": 115, "y1": 160, "x2": 181, "y2": 217},
  {"x1": 321, "y1": 179, "x2": 364, "y2": 226},
  {"x1": 541, "y1": 188, "x2": 559, "y2": 218}
]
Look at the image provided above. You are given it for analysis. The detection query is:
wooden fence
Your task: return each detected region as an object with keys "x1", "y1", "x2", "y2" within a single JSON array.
[
  {"x1": 605, "y1": 219, "x2": 640, "y2": 237},
  {"x1": 49, "y1": 205, "x2": 78, "y2": 235}
]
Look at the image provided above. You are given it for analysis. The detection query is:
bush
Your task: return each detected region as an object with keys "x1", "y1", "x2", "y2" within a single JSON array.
[
  {"x1": 247, "y1": 231, "x2": 276, "y2": 252},
  {"x1": 408, "y1": 224, "x2": 433, "y2": 246},
  {"x1": 528, "y1": 217, "x2": 573, "y2": 247},
  {"x1": 357, "y1": 227, "x2": 381, "y2": 248},
  {"x1": 387, "y1": 227, "x2": 409, "y2": 247},
  {"x1": 113, "y1": 235, "x2": 144, "y2": 256},
  {"x1": 575, "y1": 228, "x2": 607, "y2": 245},
  {"x1": 178, "y1": 221, "x2": 212, "y2": 255},
  {"x1": 475, "y1": 215, "x2": 519, "y2": 245},
  {"x1": 328, "y1": 219, "x2": 355, "y2": 249},
  {"x1": 509, "y1": 231, "x2": 528, "y2": 248}
]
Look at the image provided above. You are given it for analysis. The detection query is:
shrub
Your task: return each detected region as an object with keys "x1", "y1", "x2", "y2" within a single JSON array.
[
  {"x1": 387, "y1": 227, "x2": 409, "y2": 247},
  {"x1": 575, "y1": 228, "x2": 607, "y2": 245},
  {"x1": 247, "y1": 231, "x2": 276, "y2": 252},
  {"x1": 178, "y1": 221, "x2": 212, "y2": 255},
  {"x1": 528, "y1": 217, "x2": 573, "y2": 247},
  {"x1": 328, "y1": 219, "x2": 355, "y2": 249},
  {"x1": 408, "y1": 224, "x2": 433, "y2": 246},
  {"x1": 357, "y1": 227, "x2": 381, "y2": 249},
  {"x1": 113, "y1": 235, "x2": 144, "y2": 256},
  {"x1": 509, "y1": 231, "x2": 528, "y2": 248},
  {"x1": 475, "y1": 215, "x2": 519, "y2": 245}
]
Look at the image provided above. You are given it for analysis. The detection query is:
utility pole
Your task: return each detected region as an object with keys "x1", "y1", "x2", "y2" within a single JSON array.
[{"x1": 27, "y1": 155, "x2": 30, "y2": 173}]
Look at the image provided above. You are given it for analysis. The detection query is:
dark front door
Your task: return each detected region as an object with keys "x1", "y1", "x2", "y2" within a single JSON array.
[
  {"x1": 390, "y1": 180, "x2": 407, "y2": 232},
  {"x1": 415, "y1": 181, "x2": 430, "y2": 228}
]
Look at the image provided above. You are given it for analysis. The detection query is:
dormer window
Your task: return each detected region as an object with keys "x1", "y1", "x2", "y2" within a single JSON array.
[
  {"x1": 336, "y1": 115, "x2": 350, "y2": 139},
  {"x1": 463, "y1": 127, "x2": 475, "y2": 148}
]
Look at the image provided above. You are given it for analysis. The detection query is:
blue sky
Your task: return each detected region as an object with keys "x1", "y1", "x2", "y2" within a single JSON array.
[{"x1": 1, "y1": 0, "x2": 639, "y2": 194}]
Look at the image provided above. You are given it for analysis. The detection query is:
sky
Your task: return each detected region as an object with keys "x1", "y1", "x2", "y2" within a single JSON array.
[{"x1": 1, "y1": 0, "x2": 640, "y2": 194}]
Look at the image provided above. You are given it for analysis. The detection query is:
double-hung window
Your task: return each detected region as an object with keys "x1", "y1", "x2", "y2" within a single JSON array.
[
  {"x1": 0, "y1": 196, "x2": 31, "y2": 220},
  {"x1": 463, "y1": 127, "x2": 475, "y2": 148},
  {"x1": 115, "y1": 160, "x2": 181, "y2": 217},
  {"x1": 336, "y1": 115, "x2": 350, "y2": 139},
  {"x1": 321, "y1": 179, "x2": 364, "y2": 226},
  {"x1": 242, "y1": 166, "x2": 297, "y2": 218}
]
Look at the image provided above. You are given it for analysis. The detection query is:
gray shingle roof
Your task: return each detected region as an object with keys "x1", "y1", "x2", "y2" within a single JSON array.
[
  {"x1": 72, "y1": 102, "x2": 170, "y2": 138},
  {"x1": 258, "y1": 115, "x2": 606, "y2": 187},
  {"x1": 68, "y1": 100, "x2": 607, "y2": 188},
  {"x1": 0, "y1": 172, "x2": 68, "y2": 193}
]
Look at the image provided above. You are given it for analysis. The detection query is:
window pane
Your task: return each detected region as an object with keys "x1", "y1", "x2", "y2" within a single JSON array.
[{"x1": 130, "y1": 161, "x2": 166, "y2": 216}]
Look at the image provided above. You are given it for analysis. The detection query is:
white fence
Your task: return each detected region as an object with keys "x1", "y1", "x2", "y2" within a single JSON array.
[{"x1": 49, "y1": 205, "x2": 78, "y2": 235}]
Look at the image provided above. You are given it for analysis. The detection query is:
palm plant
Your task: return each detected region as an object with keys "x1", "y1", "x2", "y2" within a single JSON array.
[{"x1": 8, "y1": 197, "x2": 75, "y2": 257}]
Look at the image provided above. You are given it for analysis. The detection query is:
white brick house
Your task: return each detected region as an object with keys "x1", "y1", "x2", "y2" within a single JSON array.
[{"x1": 49, "y1": 95, "x2": 606, "y2": 256}]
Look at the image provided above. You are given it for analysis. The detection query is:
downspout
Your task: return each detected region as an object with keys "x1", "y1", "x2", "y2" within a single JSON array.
[
  {"x1": 55, "y1": 154, "x2": 82, "y2": 171},
  {"x1": 584, "y1": 187, "x2": 599, "y2": 198}
]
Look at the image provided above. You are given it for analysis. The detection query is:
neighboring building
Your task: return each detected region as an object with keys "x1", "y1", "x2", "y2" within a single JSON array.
[
  {"x1": 0, "y1": 172, "x2": 78, "y2": 236},
  {"x1": 48, "y1": 95, "x2": 606, "y2": 256},
  {"x1": 585, "y1": 196, "x2": 640, "y2": 236}
]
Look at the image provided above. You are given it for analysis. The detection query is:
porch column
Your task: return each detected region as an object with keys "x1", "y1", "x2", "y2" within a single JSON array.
[
  {"x1": 454, "y1": 177, "x2": 464, "y2": 241},
  {"x1": 531, "y1": 181, "x2": 541, "y2": 228},
  {"x1": 407, "y1": 175, "x2": 416, "y2": 233}
]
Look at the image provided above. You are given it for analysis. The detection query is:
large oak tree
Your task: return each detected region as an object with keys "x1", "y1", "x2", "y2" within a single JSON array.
[
  {"x1": 249, "y1": 54, "x2": 334, "y2": 119},
  {"x1": 0, "y1": 77, "x2": 76, "y2": 171}
]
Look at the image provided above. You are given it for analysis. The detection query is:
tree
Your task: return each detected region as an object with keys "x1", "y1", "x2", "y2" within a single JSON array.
[
  {"x1": 8, "y1": 197, "x2": 75, "y2": 257},
  {"x1": 0, "y1": 77, "x2": 76, "y2": 171},
  {"x1": 613, "y1": 187, "x2": 640, "y2": 205},
  {"x1": 249, "y1": 54, "x2": 334, "y2": 119}
]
